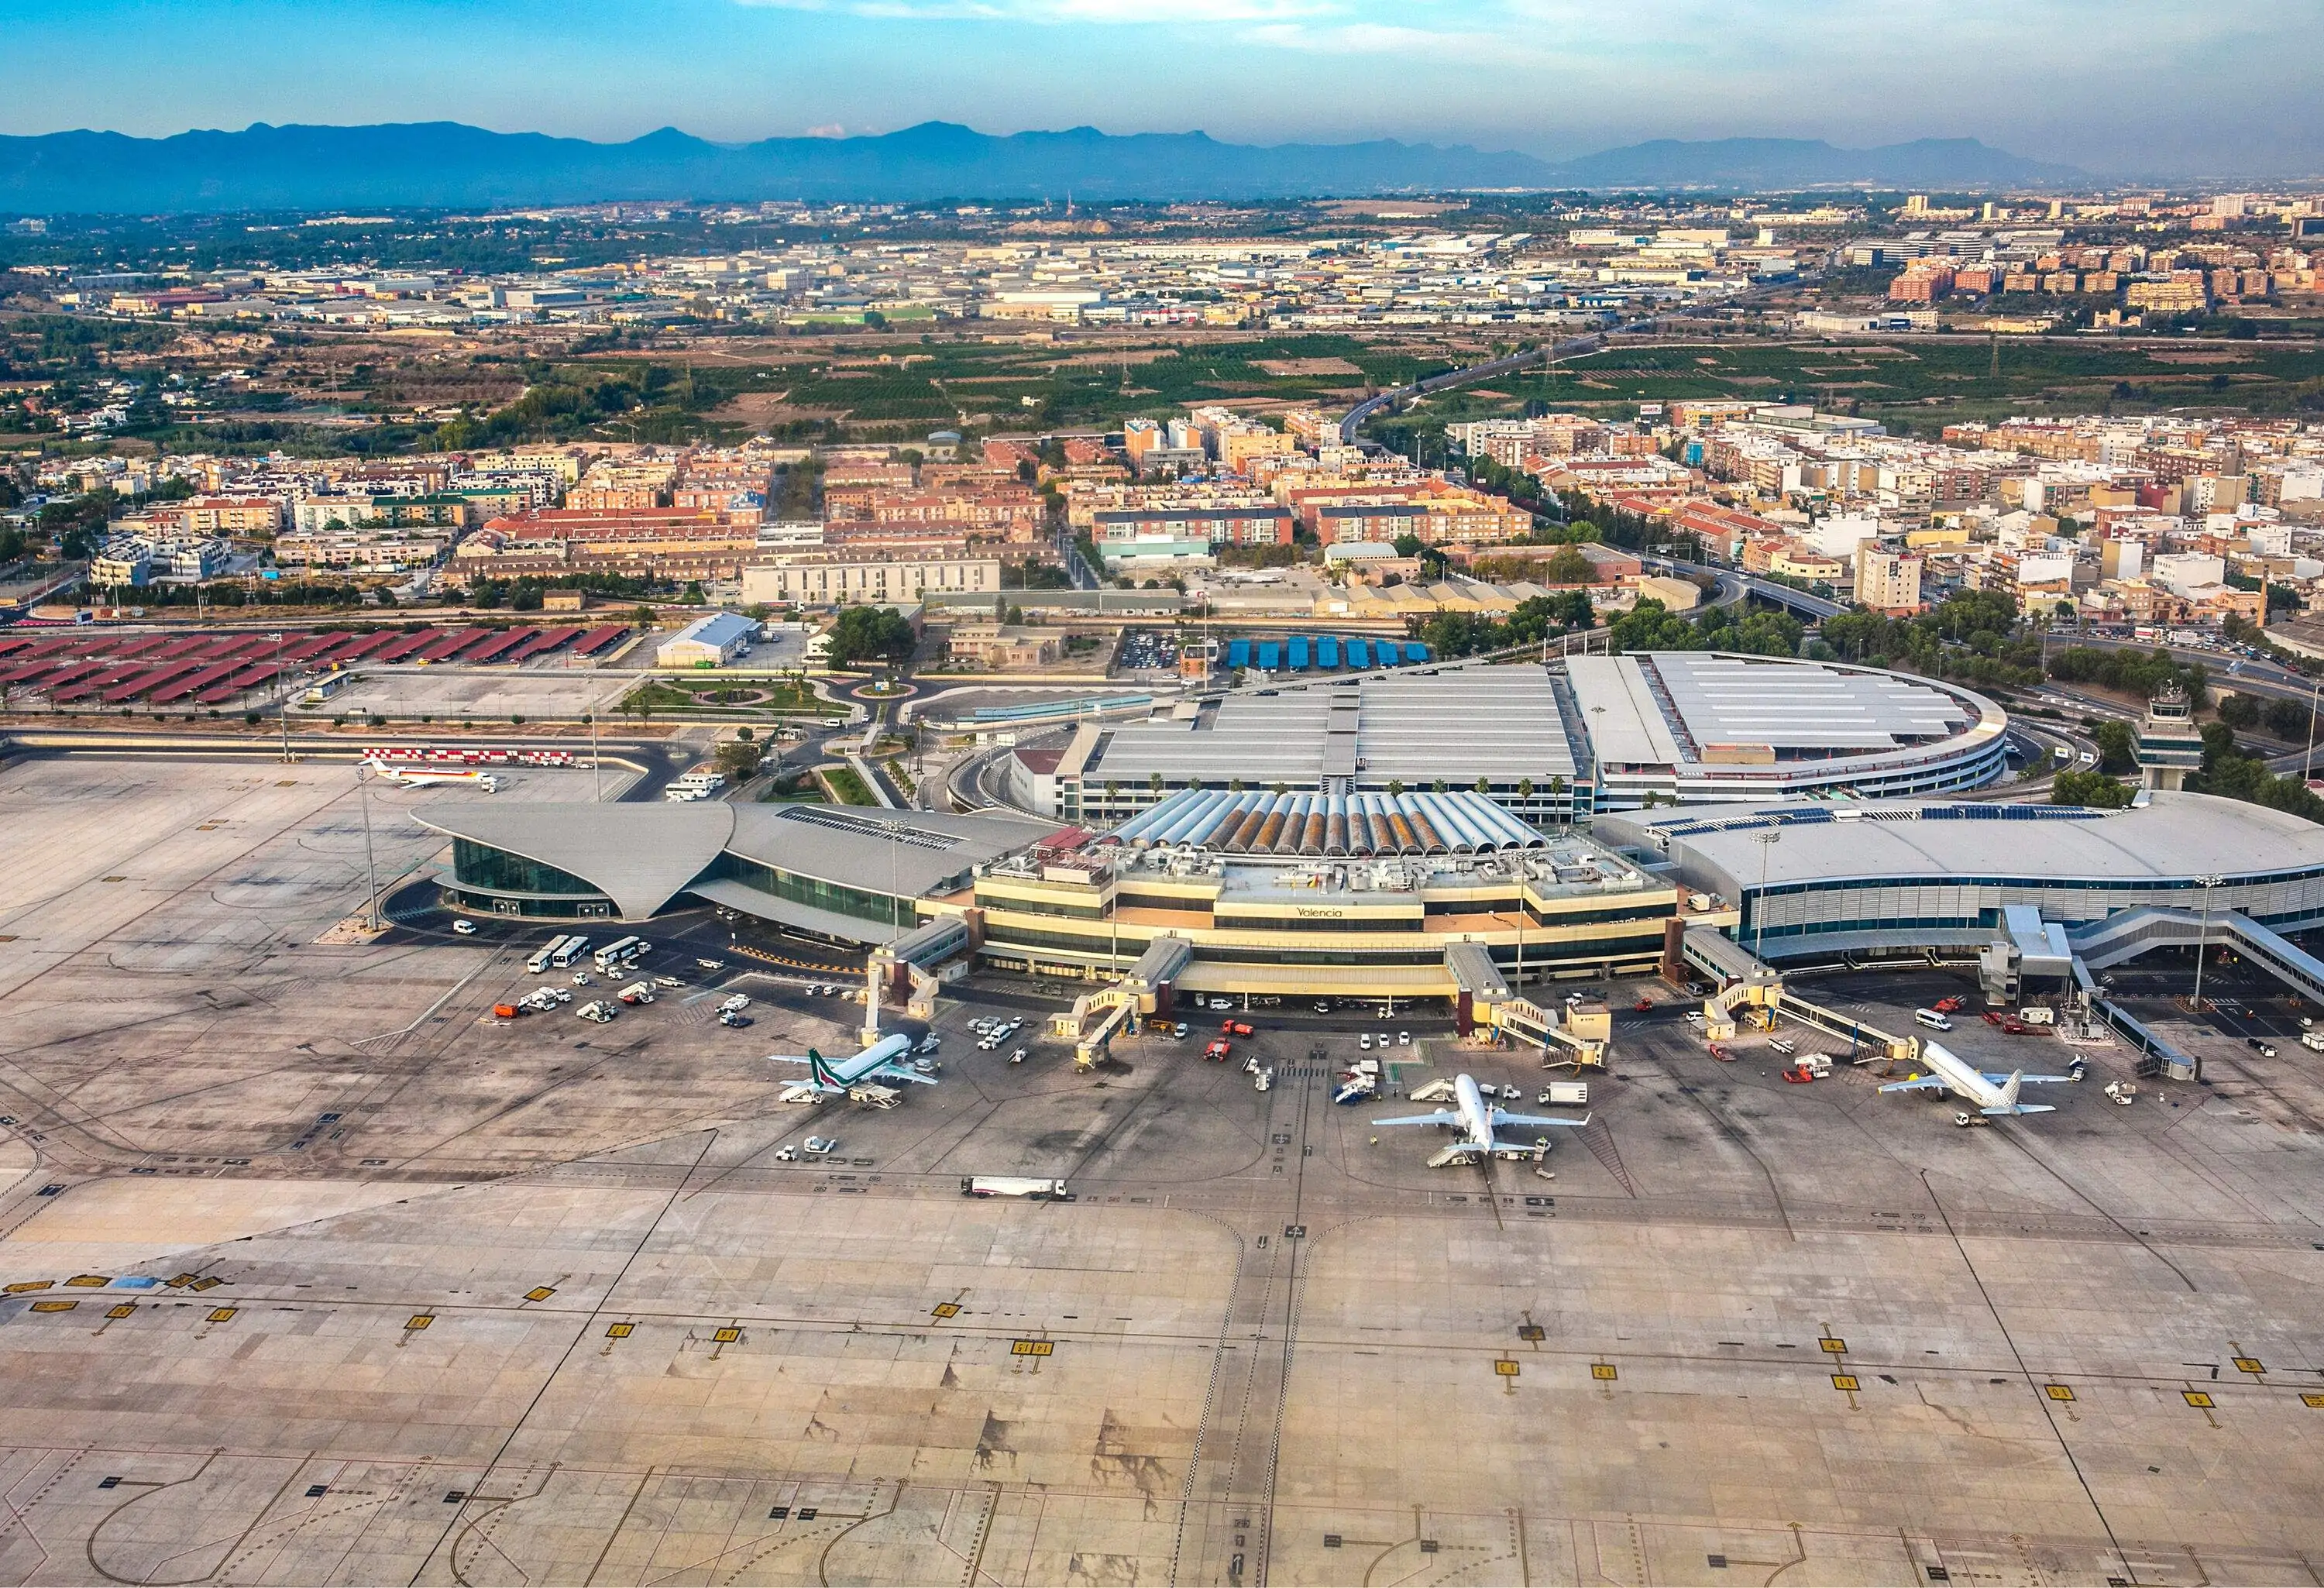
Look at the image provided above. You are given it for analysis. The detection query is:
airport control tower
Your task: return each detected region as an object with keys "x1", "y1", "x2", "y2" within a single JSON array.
[{"x1": 2136, "y1": 682, "x2": 2206, "y2": 791}]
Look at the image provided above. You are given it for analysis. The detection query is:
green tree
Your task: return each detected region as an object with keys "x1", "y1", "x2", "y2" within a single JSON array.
[
  {"x1": 2051, "y1": 769, "x2": 2135, "y2": 809},
  {"x1": 1540, "y1": 547, "x2": 1596, "y2": 585},
  {"x1": 824, "y1": 606, "x2": 918, "y2": 668},
  {"x1": 2092, "y1": 720, "x2": 2137, "y2": 777}
]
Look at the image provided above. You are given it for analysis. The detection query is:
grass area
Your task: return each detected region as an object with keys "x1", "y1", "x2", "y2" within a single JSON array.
[
  {"x1": 618, "y1": 679, "x2": 846, "y2": 718},
  {"x1": 1500, "y1": 336, "x2": 2324, "y2": 431},
  {"x1": 755, "y1": 332, "x2": 1451, "y2": 434},
  {"x1": 821, "y1": 765, "x2": 878, "y2": 806}
]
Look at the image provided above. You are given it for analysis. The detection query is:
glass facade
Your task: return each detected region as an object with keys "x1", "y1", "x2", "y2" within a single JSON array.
[
  {"x1": 441, "y1": 885, "x2": 612, "y2": 919},
  {"x1": 710, "y1": 853, "x2": 913, "y2": 928},
  {"x1": 452, "y1": 839, "x2": 604, "y2": 897}
]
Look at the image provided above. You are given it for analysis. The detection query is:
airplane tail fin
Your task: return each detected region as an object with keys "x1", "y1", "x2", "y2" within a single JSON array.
[
  {"x1": 807, "y1": 1049, "x2": 836, "y2": 1088},
  {"x1": 1999, "y1": 1071, "x2": 2023, "y2": 1110}
]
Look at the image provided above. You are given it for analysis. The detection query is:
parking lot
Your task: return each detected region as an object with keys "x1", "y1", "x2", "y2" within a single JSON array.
[
  {"x1": 301, "y1": 662, "x2": 632, "y2": 723},
  {"x1": 1111, "y1": 626, "x2": 1184, "y2": 675},
  {"x1": 8, "y1": 762, "x2": 2324, "y2": 1583}
]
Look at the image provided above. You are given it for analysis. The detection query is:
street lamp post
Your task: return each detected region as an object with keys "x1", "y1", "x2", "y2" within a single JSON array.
[
  {"x1": 355, "y1": 761, "x2": 382, "y2": 932},
  {"x1": 1752, "y1": 828, "x2": 1783, "y2": 965},
  {"x1": 586, "y1": 711, "x2": 601, "y2": 802},
  {"x1": 2305, "y1": 681, "x2": 2320, "y2": 786},
  {"x1": 2191, "y1": 873, "x2": 2224, "y2": 1016},
  {"x1": 270, "y1": 630, "x2": 290, "y2": 762}
]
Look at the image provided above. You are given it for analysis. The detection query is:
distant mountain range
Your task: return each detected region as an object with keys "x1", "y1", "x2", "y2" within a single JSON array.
[{"x1": 0, "y1": 122, "x2": 2087, "y2": 213}]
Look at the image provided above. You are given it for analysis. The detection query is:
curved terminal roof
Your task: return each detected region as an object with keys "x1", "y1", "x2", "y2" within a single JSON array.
[
  {"x1": 1566, "y1": 652, "x2": 2000, "y2": 770},
  {"x1": 416, "y1": 802, "x2": 737, "y2": 919},
  {"x1": 418, "y1": 799, "x2": 1060, "y2": 920},
  {"x1": 1600, "y1": 792, "x2": 2324, "y2": 890},
  {"x1": 1066, "y1": 654, "x2": 2003, "y2": 792}
]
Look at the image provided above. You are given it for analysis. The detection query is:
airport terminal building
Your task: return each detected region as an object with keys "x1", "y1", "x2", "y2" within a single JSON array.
[
  {"x1": 1043, "y1": 653, "x2": 2008, "y2": 828},
  {"x1": 418, "y1": 790, "x2": 1685, "y2": 999},
  {"x1": 1598, "y1": 792, "x2": 2324, "y2": 964}
]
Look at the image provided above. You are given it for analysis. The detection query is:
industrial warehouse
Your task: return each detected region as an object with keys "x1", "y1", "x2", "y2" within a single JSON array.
[{"x1": 1034, "y1": 652, "x2": 2009, "y2": 826}]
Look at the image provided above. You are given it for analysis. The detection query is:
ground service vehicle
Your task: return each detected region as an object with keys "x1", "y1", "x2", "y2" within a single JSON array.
[
  {"x1": 493, "y1": 1003, "x2": 521, "y2": 1020},
  {"x1": 593, "y1": 936, "x2": 648, "y2": 971},
  {"x1": 1538, "y1": 1081, "x2": 1589, "y2": 1105},
  {"x1": 552, "y1": 937, "x2": 590, "y2": 968},
  {"x1": 1914, "y1": 1009, "x2": 1953, "y2": 1030},
  {"x1": 527, "y1": 938, "x2": 571, "y2": 975},
  {"x1": 452, "y1": 919, "x2": 477, "y2": 936},
  {"x1": 1221, "y1": 1019, "x2": 1253, "y2": 1037},
  {"x1": 962, "y1": 1176, "x2": 1069, "y2": 1198},
  {"x1": 1205, "y1": 1039, "x2": 1232, "y2": 1061},
  {"x1": 2303, "y1": 1029, "x2": 2324, "y2": 1053}
]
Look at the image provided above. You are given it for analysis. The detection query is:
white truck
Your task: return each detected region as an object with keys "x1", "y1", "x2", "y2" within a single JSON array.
[
  {"x1": 2018, "y1": 1006, "x2": 2056, "y2": 1026},
  {"x1": 1538, "y1": 1081, "x2": 1589, "y2": 1106},
  {"x1": 2302, "y1": 1029, "x2": 2324, "y2": 1054},
  {"x1": 961, "y1": 1176, "x2": 1071, "y2": 1199}
]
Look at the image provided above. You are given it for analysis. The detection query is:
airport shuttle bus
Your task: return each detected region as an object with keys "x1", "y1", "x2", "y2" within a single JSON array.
[
  {"x1": 593, "y1": 935, "x2": 648, "y2": 971},
  {"x1": 530, "y1": 934, "x2": 588, "y2": 974}
]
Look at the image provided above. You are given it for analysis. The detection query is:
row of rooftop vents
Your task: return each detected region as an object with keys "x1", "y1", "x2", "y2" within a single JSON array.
[{"x1": 1104, "y1": 787, "x2": 1548, "y2": 859}]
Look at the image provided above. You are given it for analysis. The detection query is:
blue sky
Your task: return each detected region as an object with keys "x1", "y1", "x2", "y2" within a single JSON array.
[{"x1": 5, "y1": 0, "x2": 2318, "y2": 176}]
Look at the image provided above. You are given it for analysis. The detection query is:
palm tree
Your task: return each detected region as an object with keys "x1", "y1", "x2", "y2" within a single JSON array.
[
  {"x1": 1474, "y1": 776, "x2": 1491, "y2": 795},
  {"x1": 1386, "y1": 779, "x2": 1404, "y2": 797},
  {"x1": 1518, "y1": 777, "x2": 1535, "y2": 803}
]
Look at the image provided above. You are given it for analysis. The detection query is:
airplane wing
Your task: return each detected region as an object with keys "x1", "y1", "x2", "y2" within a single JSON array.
[
  {"x1": 1878, "y1": 1077, "x2": 1952, "y2": 1094},
  {"x1": 1982, "y1": 1102, "x2": 2058, "y2": 1116},
  {"x1": 866, "y1": 1062, "x2": 938, "y2": 1085},
  {"x1": 767, "y1": 1055, "x2": 813, "y2": 1066},
  {"x1": 1979, "y1": 1072, "x2": 2075, "y2": 1085},
  {"x1": 1489, "y1": 1110, "x2": 1592, "y2": 1130},
  {"x1": 1371, "y1": 1109, "x2": 1460, "y2": 1127}
]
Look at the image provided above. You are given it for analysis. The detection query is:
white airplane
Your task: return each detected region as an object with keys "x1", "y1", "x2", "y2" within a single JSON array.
[
  {"x1": 364, "y1": 758, "x2": 500, "y2": 792},
  {"x1": 768, "y1": 1033, "x2": 932, "y2": 1096},
  {"x1": 1879, "y1": 1040, "x2": 2074, "y2": 1116},
  {"x1": 1373, "y1": 1073, "x2": 1590, "y2": 1164}
]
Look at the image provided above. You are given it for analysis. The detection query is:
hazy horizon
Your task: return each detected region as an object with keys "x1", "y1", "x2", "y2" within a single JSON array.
[{"x1": 7, "y1": 0, "x2": 2322, "y2": 182}]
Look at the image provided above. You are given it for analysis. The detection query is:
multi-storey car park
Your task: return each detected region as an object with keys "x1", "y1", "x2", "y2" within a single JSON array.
[{"x1": 1037, "y1": 653, "x2": 2009, "y2": 828}]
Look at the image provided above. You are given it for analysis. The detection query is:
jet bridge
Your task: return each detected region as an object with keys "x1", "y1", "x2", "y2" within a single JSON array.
[
  {"x1": 1681, "y1": 923, "x2": 1918, "y2": 1063},
  {"x1": 1050, "y1": 935, "x2": 1195, "y2": 1069},
  {"x1": 1447, "y1": 943, "x2": 1608, "y2": 1068},
  {"x1": 867, "y1": 915, "x2": 975, "y2": 1037}
]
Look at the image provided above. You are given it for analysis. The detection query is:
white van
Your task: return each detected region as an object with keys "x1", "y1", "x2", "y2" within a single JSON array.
[{"x1": 1913, "y1": 1009, "x2": 1952, "y2": 1031}]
